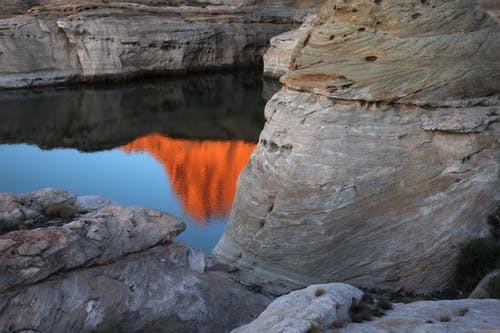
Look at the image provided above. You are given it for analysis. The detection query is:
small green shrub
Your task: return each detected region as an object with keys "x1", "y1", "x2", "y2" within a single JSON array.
[
  {"x1": 455, "y1": 238, "x2": 500, "y2": 290},
  {"x1": 307, "y1": 324, "x2": 319, "y2": 333},
  {"x1": 314, "y1": 288, "x2": 325, "y2": 297},
  {"x1": 45, "y1": 203, "x2": 75, "y2": 219},
  {"x1": 378, "y1": 297, "x2": 393, "y2": 310},
  {"x1": 486, "y1": 274, "x2": 500, "y2": 299}
]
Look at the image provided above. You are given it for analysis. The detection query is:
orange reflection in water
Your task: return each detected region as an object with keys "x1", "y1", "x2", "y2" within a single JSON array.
[{"x1": 121, "y1": 134, "x2": 256, "y2": 222}]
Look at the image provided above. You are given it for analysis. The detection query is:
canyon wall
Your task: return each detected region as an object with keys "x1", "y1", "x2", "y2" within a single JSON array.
[
  {"x1": 213, "y1": 0, "x2": 500, "y2": 294},
  {"x1": 0, "y1": 0, "x2": 325, "y2": 88}
]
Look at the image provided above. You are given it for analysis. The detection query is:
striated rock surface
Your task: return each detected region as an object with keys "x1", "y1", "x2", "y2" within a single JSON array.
[
  {"x1": 232, "y1": 283, "x2": 363, "y2": 333},
  {"x1": 0, "y1": 189, "x2": 270, "y2": 333},
  {"x1": 213, "y1": 0, "x2": 500, "y2": 294},
  {"x1": 0, "y1": 0, "x2": 325, "y2": 88}
]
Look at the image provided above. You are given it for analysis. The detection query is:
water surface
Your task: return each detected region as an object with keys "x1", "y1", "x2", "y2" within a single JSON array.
[{"x1": 0, "y1": 70, "x2": 277, "y2": 252}]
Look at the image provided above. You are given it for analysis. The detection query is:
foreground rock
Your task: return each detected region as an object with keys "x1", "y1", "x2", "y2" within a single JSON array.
[
  {"x1": 0, "y1": 192, "x2": 185, "y2": 292},
  {"x1": 0, "y1": 0, "x2": 325, "y2": 88},
  {"x1": 213, "y1": 0, "x2": 500, "y2": 294},
  {"x1": 232, "y1": 283, "x2": 500, "y2": 333},
  {"x1": 232, "y1": 283, "x2": 363, "y2": 333},
  {"x1": 343, "y1": 299, "x2": 500, "y2": 333},
  {"x1": 0, "y1": 189, "x2": 270, "y2": 332}
]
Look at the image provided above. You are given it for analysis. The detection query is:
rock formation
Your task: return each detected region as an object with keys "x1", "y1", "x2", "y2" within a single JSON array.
[
  {"x1": 232, "y1": 283, "x2": 500, "y2": 333},
  {"x1": 0, "y1": 189, "x2": 270, "y2": 333},
  {"x1": 213, "y1": 0, "x2": 500, "y2": 294},
  {"x1": 0, "y1": 0, "x2": 325, "y2": 88}
]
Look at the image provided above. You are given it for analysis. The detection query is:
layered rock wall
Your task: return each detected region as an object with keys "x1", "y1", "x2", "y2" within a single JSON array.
[
  {"x1": 0, "y1": 0, "x2": 325, "y2": 88},
  {"x1": 213, "y1": 0, "x2": 500, "y2": 294}
]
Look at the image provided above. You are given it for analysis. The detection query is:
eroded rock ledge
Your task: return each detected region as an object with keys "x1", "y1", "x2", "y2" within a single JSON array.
[
  {"x1": 0, "y1": 0, "x2": 325, "y2": 88},
  {"x1": 213, "y1": 0, "x2": 500, "y2": 295},
  {"x1": 0, "y1": 189, "x2": 270, "y2": 333}
]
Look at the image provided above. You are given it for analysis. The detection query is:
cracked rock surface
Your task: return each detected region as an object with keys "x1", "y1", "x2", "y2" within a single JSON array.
[
  {"x1": 0, "y1": 189, "x2": 270, "y2": 332},
  {"x1": 213, "y1": 0, "x2": 500, "y2": 294}
]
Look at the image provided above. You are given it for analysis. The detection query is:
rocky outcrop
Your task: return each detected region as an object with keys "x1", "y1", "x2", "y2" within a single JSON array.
[
  {"x1": 0, "y1": 0, "x2": 325, "y2": 88},
  {"x1": 213, "y1": 0, "x2": 500, "y2": 294},
  {"x1": 0, "y1": 189, "x2": 186, "y2": 292},
  {"x1": 232, "y1": 283, "x2": 363, "y2": 333},
  {"x1": 0, "y1": 189, "x2": 270, "y2": 333}
]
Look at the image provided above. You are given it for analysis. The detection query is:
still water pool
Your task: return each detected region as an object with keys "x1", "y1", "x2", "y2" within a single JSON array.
[{"x1": 0, "y1": 69, "x2": 277, "y2": 252}]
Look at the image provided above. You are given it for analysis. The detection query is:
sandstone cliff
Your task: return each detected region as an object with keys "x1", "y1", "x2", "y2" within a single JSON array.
[
  {"x1": 0, "y1": 0, "x2": 325, "y2": 88},
  {"x1": 213, "y1": 0, "x2": 500, "y2": 294}
]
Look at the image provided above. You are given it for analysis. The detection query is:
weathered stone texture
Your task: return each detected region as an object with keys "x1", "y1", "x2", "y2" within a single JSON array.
[
  {"x1": 215, "y1": 0, "x2": 500, "y2": 294},
  {"x1": 0, "y1": 0, "x2": 325, "y2": 88}
]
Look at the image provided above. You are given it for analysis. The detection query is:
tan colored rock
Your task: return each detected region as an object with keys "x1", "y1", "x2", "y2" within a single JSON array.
[
  {"x1": 263, "y1": 14, "x2": 317, "y2": 79},
  {"x1": 214, "y1": 89, "x2": 499, "y2": 294},
  {"x1": 0, "y1": 0, "x2": 324, "y2": 88},
  {"x1": 214, "y1": 0, "x2": 500, "y2": 294},
  {"x1": 281, "y1": 0, "x2": 500, "y2": 107}
]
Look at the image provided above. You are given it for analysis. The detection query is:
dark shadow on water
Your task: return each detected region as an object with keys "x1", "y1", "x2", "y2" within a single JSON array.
[
  {"x1": 0, "y1": 68, "x2": 280, "y2": 150},
  {"x1": 0, "y1": 68, "x2": 281, "y2": 252}
]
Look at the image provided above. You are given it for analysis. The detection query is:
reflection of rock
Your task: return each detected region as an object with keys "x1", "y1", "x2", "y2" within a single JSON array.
[
  {"x1": 0, "y1": 0, "x2": 324, "y2": 88},
  {"x1": 122, "y1": 134, "x2": 256, "y2": 222},
  {"x1": 214, "y1": 0, "x2": 500, "y2": 294},
  {"x1": 0, "y1": 70, "x2": 269, "y2": 150},
  {"x1": 0, "y1": 189, "x2": 270, "y2": 332}
]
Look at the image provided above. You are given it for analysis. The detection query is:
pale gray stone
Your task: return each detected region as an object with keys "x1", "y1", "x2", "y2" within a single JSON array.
[
  {"x1": 0, "y1": 243, "x2": 270, "y2": 333},
  {"x1": 342, "y1": 299, "x2": 500, "y2": 333},
  {"x1": 232, "y1": 283, "x2": 363, "y2": 333}
]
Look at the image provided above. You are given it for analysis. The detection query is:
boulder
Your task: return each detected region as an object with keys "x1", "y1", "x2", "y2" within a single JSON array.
[
  {"x1": 232, "y1": 283, "x2": 363, "y2": 333},
  {"x1": 213, "y1": 0, "x2": 500, "y2": 294}
]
